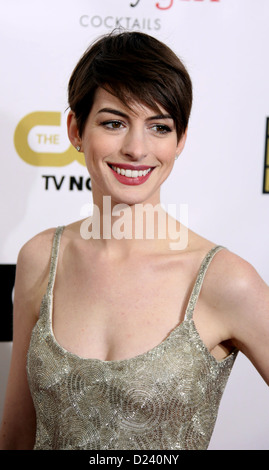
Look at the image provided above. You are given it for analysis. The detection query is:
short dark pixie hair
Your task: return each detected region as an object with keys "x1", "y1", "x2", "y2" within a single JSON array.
[{"x1": 68, "y1": 31, "x2": 192, "y2": 141}]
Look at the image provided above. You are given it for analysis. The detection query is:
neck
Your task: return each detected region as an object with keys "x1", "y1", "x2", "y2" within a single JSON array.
[{"x1": 80, "y1": 194, "x2": 188, "y2": 256}]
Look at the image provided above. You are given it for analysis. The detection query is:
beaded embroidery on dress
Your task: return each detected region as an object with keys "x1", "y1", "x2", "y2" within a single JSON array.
[{"x1": 27, "y1": 226, "x2": 238, "y2": 450}]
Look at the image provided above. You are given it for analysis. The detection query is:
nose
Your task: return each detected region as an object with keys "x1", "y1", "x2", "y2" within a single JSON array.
[{"x1": 121, "y1": 127, "x2": 148, "y2": 161}]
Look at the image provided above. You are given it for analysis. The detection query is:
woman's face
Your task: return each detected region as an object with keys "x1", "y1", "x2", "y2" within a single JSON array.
[{"x1": 68, "y1": 88, "x2": 186, "y2": 208}]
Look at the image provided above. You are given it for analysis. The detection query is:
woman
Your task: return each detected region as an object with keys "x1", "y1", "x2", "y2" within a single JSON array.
[{"x1": 0, "y1": 31, "x2": 268, "y2": 450}]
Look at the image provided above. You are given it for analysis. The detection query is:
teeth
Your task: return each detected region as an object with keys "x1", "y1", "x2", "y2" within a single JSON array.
[{"x1": 111, "y1": 165, "x2": 151, "y2": 178}]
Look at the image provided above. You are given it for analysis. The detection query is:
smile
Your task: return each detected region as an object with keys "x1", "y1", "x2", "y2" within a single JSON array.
[
  {"x1": 108, "y1": 163, "x2": 154, "y2": 186},
  {"x1": 111, "y1": 165, "x2": 151, "y2": 178}
]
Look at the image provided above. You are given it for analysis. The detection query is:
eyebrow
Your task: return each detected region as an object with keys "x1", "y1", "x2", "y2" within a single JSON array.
[{"x1": 97, "y1": 107, "x2": 173, "y2": 121}]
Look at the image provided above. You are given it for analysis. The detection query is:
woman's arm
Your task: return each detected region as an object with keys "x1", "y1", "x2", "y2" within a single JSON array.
[
  {"x1": 205, "y1": 250, "x2": 269, "y2": 385},
  {"x1": 0, "y1": 230, "x2": 54, "y2": 449},
  {"x1": 228, "y1": 261, "x2": 269, "y2": 385}
]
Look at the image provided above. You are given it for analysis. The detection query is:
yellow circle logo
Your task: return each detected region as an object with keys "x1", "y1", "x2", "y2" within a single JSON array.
[{"x1": 14, "y1": 112, "x2": 85, "y2": 167}]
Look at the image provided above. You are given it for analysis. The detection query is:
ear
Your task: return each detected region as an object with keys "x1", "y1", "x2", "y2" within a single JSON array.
[
  {"x1": 67, "y1": 111, "x2": 82, "y2": 151},
  {"x1": 175, "y1": 128, "x2": 188, "y2": 158}
]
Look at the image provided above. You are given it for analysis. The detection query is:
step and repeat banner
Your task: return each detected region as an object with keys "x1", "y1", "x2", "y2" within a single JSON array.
[{"x1": 0, "y1": 0, "x2": 268, "y2": 449}]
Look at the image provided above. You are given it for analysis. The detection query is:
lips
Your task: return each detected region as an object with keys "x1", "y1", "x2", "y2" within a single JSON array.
[{"x1": 108, "y1": 163, "x2": 154, "y2": 186}]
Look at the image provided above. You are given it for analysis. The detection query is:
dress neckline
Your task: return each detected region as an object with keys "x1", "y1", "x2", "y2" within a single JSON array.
[{"x1": 41, "y1": 227, "x2": 236, "y2": 366}]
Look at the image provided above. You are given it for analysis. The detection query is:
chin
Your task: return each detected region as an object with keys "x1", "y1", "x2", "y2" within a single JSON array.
[{"x1": 111, "y1": 187, "x2": 161, "y2": 207}]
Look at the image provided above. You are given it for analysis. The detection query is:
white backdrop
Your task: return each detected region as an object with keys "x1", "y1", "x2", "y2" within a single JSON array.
[{"x1": 0, "y1": 0, "x2": 268, "y2": 450}]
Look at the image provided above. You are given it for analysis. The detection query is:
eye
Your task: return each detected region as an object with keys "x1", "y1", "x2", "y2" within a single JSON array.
[
  {"x1": 101, "y1": 120, "x2": 125, "y2": 130},
  {"x1": 151, "y1": 124, "x2": 172, "y2": 134}
]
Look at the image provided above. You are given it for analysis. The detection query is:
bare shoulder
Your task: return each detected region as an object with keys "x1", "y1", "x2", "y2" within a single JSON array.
[
  {"x1": 15, "y1": 227, "x2": 59, "y2": 316},
  {"x1": 17, "y1": 228, "x2": 56, "y2": 279},
  {"x1": 188, "y1": 229, "x2": 268, "y2": 328},
  {"x1": 211, "y1": 249, "x2": 269, "y2": 383},
  {"x1": 202, "y1": 247, "x2": 269, "y2": 354},
  {"x1": 202, "y1": 247, "x2": 268, "y2": 307},
  {"x1": 18, "y1": 227, "x2": 56, "y2": 263},
  {"x1": 16, "y1": 220, "x2": 94, "y2": 296}
]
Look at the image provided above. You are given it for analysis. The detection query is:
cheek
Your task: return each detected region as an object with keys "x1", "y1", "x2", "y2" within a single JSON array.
[
  {"x1": 155, "y1": 140, "x2": 177, "y2": 164},
  {"x1": 83, "y1": 133, "x2": 113, "y2": 167}
]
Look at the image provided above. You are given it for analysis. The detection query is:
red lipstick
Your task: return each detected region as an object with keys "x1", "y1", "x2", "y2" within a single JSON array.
[{"x1": 107, "y1": 163, "x2": 154, "y2": 186}]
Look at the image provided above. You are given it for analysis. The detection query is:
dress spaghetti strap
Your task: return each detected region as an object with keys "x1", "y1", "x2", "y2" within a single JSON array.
[
  {"x1": 46, "y1": 226, "x2": 65, "y2": 296},
  {"x1": 185, "y1": 245, "x2": 224, "y2": 321}
]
